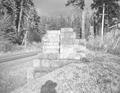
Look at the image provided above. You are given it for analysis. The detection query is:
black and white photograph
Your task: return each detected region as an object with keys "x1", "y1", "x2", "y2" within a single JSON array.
[{"x1": 0, "y1": 0, "x2": 120, "y2": 93}]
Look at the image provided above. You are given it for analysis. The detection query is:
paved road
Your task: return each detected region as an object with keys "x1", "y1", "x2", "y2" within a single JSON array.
[
  {"x1": 0, "y1": 52, "x2": 40, "y2": 93},
  {"x1": 0, "y1": 51, "x2": 40, "y2": 63}
]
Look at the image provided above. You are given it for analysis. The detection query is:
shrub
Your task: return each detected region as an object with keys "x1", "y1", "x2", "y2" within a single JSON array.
[
  {"x1": 104, "y1": 29, "x2": 120, "y2": 55},
  {"x1": 86, "y1": 35, "x2": 103, "y2": 51},
  {"x1": 0, "y1": 40, "x2": 13, "y2": 52}
]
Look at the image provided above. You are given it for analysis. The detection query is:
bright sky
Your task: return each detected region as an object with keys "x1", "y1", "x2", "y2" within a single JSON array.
[{"x1": 34, "y1": 0, "x2": 92, "y2": 16}]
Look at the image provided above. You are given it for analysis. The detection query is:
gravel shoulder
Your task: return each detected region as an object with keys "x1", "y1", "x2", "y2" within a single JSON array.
[{"x1": 11, "y1": 52, "x2": 120, "y2": 93}]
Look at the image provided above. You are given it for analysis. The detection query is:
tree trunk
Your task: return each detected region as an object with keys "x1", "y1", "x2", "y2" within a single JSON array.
[
  {"x1": 82, "y1": 10, "x2": 85, "y2": 39},
  {"x1": 17, "y1": 0, "x2": 23, "y2": 37},
  {"x1": 22, "y1": 31, "x2": 28, "y2": 48},
  {"x1": 101, "y1": 3, "x2": 105, "y2": 45}
]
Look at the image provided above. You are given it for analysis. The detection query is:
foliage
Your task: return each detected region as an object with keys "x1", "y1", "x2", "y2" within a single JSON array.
[
  {"x1": 0, "y1": 0, "x2": 42, "y2": 45},
  {"x1": 66, "y1": 0, "x2": 85, "y2": 10},
  {"x1": 40, "y1": 15, "x2": 82, "y2": 31},
  {"x1": 40, "y1": 16, "x2": 72, "y2": 30},
  {"x1": 104, "y1": 29, "x2": 120, "y2": 55},
  {"x1": 66, "y1": 0, "x2": 120, "y2": 38},
  {"x1": 91, "y1": 0, "x2": 120, "y2": 26}
]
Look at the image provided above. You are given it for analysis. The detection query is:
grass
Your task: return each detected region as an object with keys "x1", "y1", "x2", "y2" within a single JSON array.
[
  {"x1": 0, "y1": 42, "x2": 42, "y2": 56},
  {"x1": 0, "y1": 53, "x2": 120, "y2": 93},
  {"x1": 11, "y1": 60, "x2": 120, "y2": 93}
]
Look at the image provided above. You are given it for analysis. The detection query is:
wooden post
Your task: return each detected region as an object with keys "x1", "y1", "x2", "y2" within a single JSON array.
[
  {"x1": 101, "y1": 3, "x2": 105, "y2": 45},
  {"x1": 25, "y1": 31, "x2": 28, "y2": 48},
  {"x1": 22, "y1": 31, "x2": 28, "y2": 48}
]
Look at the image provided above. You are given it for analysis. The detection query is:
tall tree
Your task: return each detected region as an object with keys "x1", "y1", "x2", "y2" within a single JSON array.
[
  {"x1": 17, "y1": 0, "x2": 23, "y2": 34},
  {"x1": 66, "y1": 0, "x2": 85, "y2": 39},
  {"x1": 0, "y1": 0, "x2": 17, "y2": 42},
  {"x1": 66, "y1": 0, "x2": 85, "y2": 9},
  {"x1": 91, "y1": 0, "x2": 120, "y2": 45},
  {"x1": 91, "y1": 0, "x2": 120, "y2": 27},
  {"x1": 15, "y1": 0, "x2": 34, "y2": 44},
  {"x1": 0, "y1": 0, "x2": 38, "y2": 44}
]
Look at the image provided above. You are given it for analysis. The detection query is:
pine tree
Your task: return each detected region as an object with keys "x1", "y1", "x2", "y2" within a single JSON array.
[
  {"x1": 66, "y1": 0, "x2": 85, "y2": 39},
  {"x1": 0, "y1": 0, "x2": 40, "y2": 44},
  {"x1": 91, "y1": 0, "x2": 120, "y2": 26},
  {"x1": 91, "y1": 0, "x2": 120, "y2": 45},
  {"x1": 66, "y1": 0, "x2": 85, "y2": 9}
]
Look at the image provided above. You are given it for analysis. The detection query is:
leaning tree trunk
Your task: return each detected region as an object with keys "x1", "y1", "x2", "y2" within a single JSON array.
[{"x1": 17, "y1": 0, "x2": 23, "y2": 42}]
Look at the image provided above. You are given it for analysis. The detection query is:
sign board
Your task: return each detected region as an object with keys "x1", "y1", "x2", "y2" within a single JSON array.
[
  {"x1": 42, "y1": 30, "x2": 60, "y2": 54},
  {"x1": 60, "y1": 28, "x2": 77, "y2": 59},
  {"x1": 42, "y1": 28, "x2": 79, "y2": 59},
  {"x1": 61, "y1": 28, "x2": 73, "y2": 32}
]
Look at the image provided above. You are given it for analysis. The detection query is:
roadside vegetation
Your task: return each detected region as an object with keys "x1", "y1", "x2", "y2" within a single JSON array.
[
  {"x1": 1, "y1": 0, "x2": 120, "y2": 57},
  {"x1": 1, "y1": 0, "x2": 120, "y2": 93},
  {"x1": 66, "y1": 0, "x2": 120, "y2": 56},
  {"x1": 0, "y1": 0, "x2": 44, "y2": 54}
]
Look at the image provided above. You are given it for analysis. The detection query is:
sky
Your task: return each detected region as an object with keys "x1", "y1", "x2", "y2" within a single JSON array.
[{"x1": 34, "y1": 0, "x2": 92, "y2": 16}]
